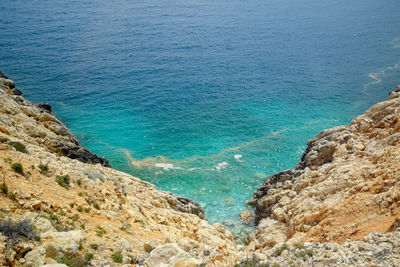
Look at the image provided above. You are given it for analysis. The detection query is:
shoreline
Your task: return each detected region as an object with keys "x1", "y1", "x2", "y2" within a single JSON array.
[{"x1": 1, "y1": 70, "x2": 400, "y2": 266}]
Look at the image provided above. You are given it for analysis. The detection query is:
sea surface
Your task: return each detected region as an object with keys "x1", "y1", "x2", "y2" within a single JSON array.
[{"x1": 1, "y1": 0, "x2": 400, "y2": 232}]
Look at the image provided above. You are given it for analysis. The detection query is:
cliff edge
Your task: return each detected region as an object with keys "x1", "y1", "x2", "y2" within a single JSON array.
[
  {"x1": 1, "y1": 70, "x2": 400, "y2": 267},
  {"x1": 0, "y1": 73, "x2": 238, "y2": 266},
  {"x1": 244, "y1": 85, "x2": 400, "y2": 266}
]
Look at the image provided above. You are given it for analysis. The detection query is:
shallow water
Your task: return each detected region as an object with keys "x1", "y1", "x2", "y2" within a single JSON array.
[{"x1": 1, "y1": 0, "x2": 400, "y2": 227}]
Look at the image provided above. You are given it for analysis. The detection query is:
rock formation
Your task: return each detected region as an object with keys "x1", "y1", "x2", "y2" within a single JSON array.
[
  {"x1": 1, "y1": 70, "x2": 400, "y2": 266},
  {"x1": 244, "y1": 84, "x2": 400, "y2": 265},
  {"x1": 0, "y1": 73, "x2": 238, "y2": 266}
]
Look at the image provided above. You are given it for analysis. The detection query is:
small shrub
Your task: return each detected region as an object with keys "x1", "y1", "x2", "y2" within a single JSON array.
[
  {"x1": 0, "y1": 183, "x2": 8, "y2": 195},
  {"x1": 120, "y1": 223, "x2": 131, "y2": 232},
  {"x1": 77, "y1": 205, "x2": 83, "y2": 212},
  {"x1": 77, "y1": 179, "x2": 82, "y2": 186},
  {"x1": 80, "y1": 223, "x2": 85, "y2": 230},
  {"x1": 56, "y1": 175, "x2": 70, "y2": 189},
  {"x1": 3, "y1": 157, "x2": 12, "y2": 164},
  {"x1": 71, "y1": 214, "x2": 78, "y2": 222},
  {"x1": 90, "y1": 243, "x2": 99, "y2": 250},
  {"x1": 56, "y1": 255, "x2": 74, "y2": 267},
  {"x1": 38, "y1": 163, "x2": 49, "y2": 176},
  {"x1": 85, "y1": 252, "x2": 93, "y2": 262},
  {"x1": 78, "y1": 192, "x2": 83, "y2": 197},
  {"x1": 84, "y1": 207, "x2": 90, "y2": 213},
  {"x1": 0, "y1": 219, "x2": 36, "y2": 241},
  {"x1": 274, "y1": 243, "x2": 289, "y2": 256},
  {"x1": 127, "y1": 255, "x2": 138, "y2": 264},
  {"x1": 0, "y1": 219, "x2": 37, "y2": 259},
  {"x1": 7, "y1": 191, "x2": 16, "y2": 200},
  {"x1": 111, "y1": 252, "x2": 123, "y2": 263},
  {"x1": 11, "y1": 163, "x2": 23, "y2": 175},
  {"x1": 234, "y1": 257, "x2": 270, "y2": 267},
  {"x1": 93, "y1": 202, "x2": 100, "y2": 210},
  {"x1": 49, "y1": 213, "x2": 58, "y2": 221},
  {"x1": 30, "y1": 164, "x2": 34, "y2": 170},
  {"x1": 96, "y1": 226, "x2": 106, "y2": 237},
  {"x1": 8, "y1": 142, "x2": 26, "y2": 153}
]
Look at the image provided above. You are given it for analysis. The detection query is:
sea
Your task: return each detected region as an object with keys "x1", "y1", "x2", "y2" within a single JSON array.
[{"x1": 1, "y1": 0, "x2": 400, "y2": 235}]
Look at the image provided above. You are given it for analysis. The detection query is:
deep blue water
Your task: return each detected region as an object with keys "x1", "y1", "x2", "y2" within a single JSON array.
[{"x1": 1, "y1": 0, "x2": 400, "y2": 229}]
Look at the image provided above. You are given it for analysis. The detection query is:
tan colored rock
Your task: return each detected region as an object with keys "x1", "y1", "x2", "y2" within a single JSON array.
[
  {"x1": 145, "y1": 243, "x2": 201, "y2": 266},
  {"x1": 42, "y1": 230, "x2": 83, "y2": 257},
  {"x1": 34, "y1": 217, "x2": 56, "y2": 233},
  {"x1": 173, "y1": 257, "x2": 197, "y2": 267},
  {"x1": 250, "y1": 85, "x2": 400, "y2": 254},
  {"x1": 24, "y1": 247, "x2": 46, "y2": 267}
]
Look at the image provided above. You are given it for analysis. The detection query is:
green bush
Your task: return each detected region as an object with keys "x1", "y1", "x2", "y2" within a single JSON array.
[
  {"x1": 234, "y1": 257, "x2": 270, "y2": 267},
  {"x1": 274, "y1": 243, "x2": 289, "y2": 256},
  {"x1": 56, "y1": 254, "x2": 86, "y2": 267},
  {"x1": 127, "y1": 255, "x2": 138, "y2": 264},
  {"x1": 11, "y1": 163, "x2": 23, "y2": 174},
  {"x1": 56, "y1": 175, "x2": 70, "y2": 189},
  {"x1": 96, "y1": 226, "x2": 106, "y2": 237},
  {"x1": 111, "y1": 252, "x2": 123, "y2": 263},
  {"x1": 0, "y1": 183, "x2": 8, "y2": 195},
  {"x1": 8, "y1": 142, "x2": 26, "y2": 153},
  {"x1": 49, "y1": 213, "x2": 58, "y2": 221},
  {"x1": 85, "y1": 253, "x2": 93, "y2": 262},
  {"x1": 38, "y1": 163, "x2": 49, "y2": 176},
  {"x1": 90, "y1": 243, "x2": 99, "y2": 250},
  {"x1": 93, "y1": 202, "x2": 100, "y2": 210}
]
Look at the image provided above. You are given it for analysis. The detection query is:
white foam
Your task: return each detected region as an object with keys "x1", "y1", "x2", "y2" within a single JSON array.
[
  {"x1": 214, "y1": 162, "x2": 229, "y2": 170},
  {"x1": 155, "y1": 163, "x2": 183, "y2": 171},
  {"x1": 234, "y1": 154, "x2": 242, "y2": 161}
]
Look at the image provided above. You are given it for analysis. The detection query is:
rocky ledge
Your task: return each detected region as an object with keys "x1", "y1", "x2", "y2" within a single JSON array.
[
  {"x1": 0, "y1": 73, "x2": 237, "y2": 266},
  {"x1": 1, "y1": 70, "x2": 400, "y2": 267},
  {"x1": 0, "y1": 74, "x2": 110, "y2": 167},
  {"x1": 243, "y1": 84, "x2": 400, "y2": 265}
]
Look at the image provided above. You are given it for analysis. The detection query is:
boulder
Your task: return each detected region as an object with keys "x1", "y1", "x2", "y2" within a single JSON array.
[
  {"x1": 34, "y1": 217, "x2": 56, "y2": 233},
  {"x1": 24, "y1": 247, "x2": 46, "y2": 267},
  {"x1": 145, "y1": 243, "x2": 201, "y2": 266},
  {"x1": 164, "y1": 192, "x2": 205, "y2": 219},
  {"x1": 41, "y1": 230, "x2": 83, "y2": 257}
]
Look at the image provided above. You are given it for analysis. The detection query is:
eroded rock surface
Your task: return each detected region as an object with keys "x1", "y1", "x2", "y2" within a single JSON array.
[
  {"x1": 0, "y1": 73, "x2": 238, "y2": 266},
  {"x1": 248, "y1": 84, "x2": 400, "y2": 256},
  {"x1": 0, "y1": 77, "x2": 110, "y2": 167}
]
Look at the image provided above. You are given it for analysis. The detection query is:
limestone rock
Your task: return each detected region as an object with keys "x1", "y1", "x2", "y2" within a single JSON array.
[
  {"x1": 41, "y1": 230, "x2": 83, "y2": 256},
  {"x1": 24, "y1": 247, "x2": 46, "y2": 267},
  {"x1": 163, "y1": 192, "x2": 205, "y2": 219},
  {"x1": 34, "y1": 217, "x2": 56, "y2": 233},
  {"x1": 145, "y1": 243, "x2": 200, "y2": 266}
]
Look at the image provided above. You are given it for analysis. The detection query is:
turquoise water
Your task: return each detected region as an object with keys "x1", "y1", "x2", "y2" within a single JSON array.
[{"x1": 1, "y1": 0, "x2": 400, "y2": 227}]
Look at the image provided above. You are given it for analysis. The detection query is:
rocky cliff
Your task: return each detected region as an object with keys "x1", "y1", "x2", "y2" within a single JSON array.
[
  {"x1": 0, "y1": 73, "x2": 239, "y2": 266},
  {"x1": 1, "y1": 71, "x2": 400, "y2": 267},
  {"x1": 245, "y1": 85, "x2": 400, "y2": 266}
]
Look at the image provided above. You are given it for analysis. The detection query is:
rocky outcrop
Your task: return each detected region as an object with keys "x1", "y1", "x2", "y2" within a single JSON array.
[
  {"x1": 0, "y1": 72, "x2": 239, "y2": 266},
  {"x1": 248, "y1": 84, "x2": 400, "y2": 255},
  {"x1": 164, "y1": 192, "x2": 205, "y2": 219},
  {"x1": 0, "y1": 76, "x2": 110, "y2": 167},
  {"x1": 2, "y1": 70, "x2": 400, "y2": 266}
]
